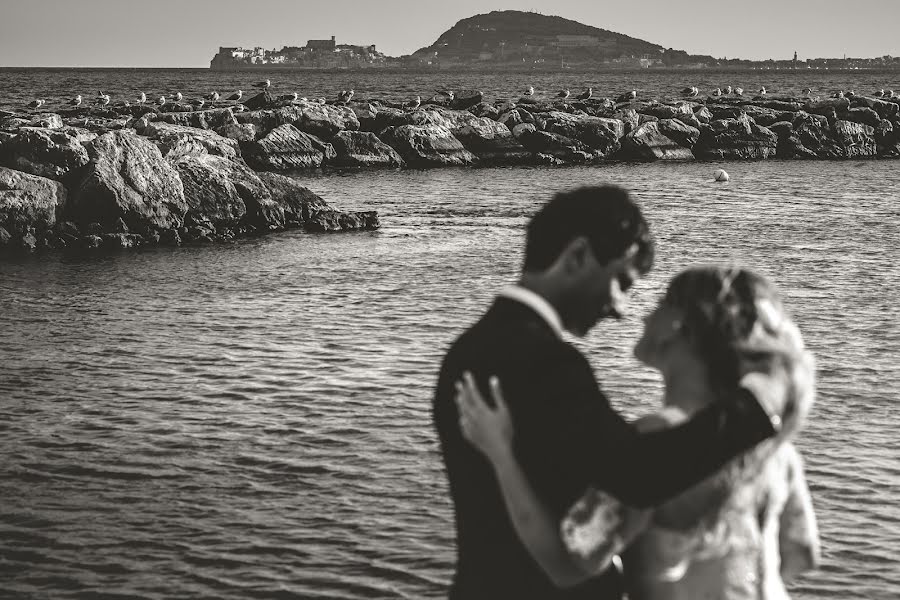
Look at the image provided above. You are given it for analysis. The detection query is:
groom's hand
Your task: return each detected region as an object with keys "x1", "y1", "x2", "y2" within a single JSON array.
[{"x1": 738, "y1": 356, "x2": 790, "y2": 433}]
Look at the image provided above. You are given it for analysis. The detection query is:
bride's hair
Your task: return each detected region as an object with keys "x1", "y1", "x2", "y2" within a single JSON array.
[{"x1": 655, "y1": 266, "x2": 815, "y2": 533}]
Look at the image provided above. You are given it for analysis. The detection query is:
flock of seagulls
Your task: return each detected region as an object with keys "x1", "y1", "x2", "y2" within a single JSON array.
[{"x1": 21, "y1": 78, "x2": 900, "y2": 112}]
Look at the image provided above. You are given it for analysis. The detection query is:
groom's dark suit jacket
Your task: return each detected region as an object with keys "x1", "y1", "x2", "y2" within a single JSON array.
[{"x1": 433, "y1": 296, "x2": 776, "y2": 600}]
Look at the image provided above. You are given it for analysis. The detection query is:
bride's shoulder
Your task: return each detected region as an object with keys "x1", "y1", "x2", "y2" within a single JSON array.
[{"x1": 635, "y1": 406, "x2": 689, "y2": 433}]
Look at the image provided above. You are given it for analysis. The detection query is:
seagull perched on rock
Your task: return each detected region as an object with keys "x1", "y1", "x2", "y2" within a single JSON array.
[
  {"x1": 404, "y1": 95, "x2": 421, "y2": 109},
  {"x1": 616, "y1": 90, "x2": 637, "y2": 103},
  {"x1": 758, "y1": 86, "x2": 767, "y2": 95},
  {"x1": 712, "y1": 88, "x2": 722, "y2": 97},
  {"x1": 682, "y1": 86, "x2": 699, "y2": 97},
  {"x1": 226, "y1": 90, "x2": 243, "y2": 102},
  {"x1": 337, "y1": 89, "x2": 354, "y2": 104},
  {"x1": 95, "y1": 93, "x2": 110, "y2": 106},
  {"x1": 556, "y1": 89, "x2": 570, "y2": 99},
  {"x1": 27, "y1": 99, "x2": 45, "y2": 109},
  {"x1": 889, "y1": 90, "x2": 898, "y2": 99},
  {"x1": 189, "y1": 98, "x2": 205, "y2": 109},
  {"x1": 846, "y1": 90, "x2": 856, "y2": 98},
  {"x1": 174, "y1": 92, "x2": 183, "y2": 102},
  {"x1": 801, "y1": 87, "x2": 812, "y2": 96},
  {"x1": 832, "y1": 90, "x2": 844, "y2": 98},
  {"x1": 208, "y1": 91, "x2": 220, "y2": 102},
  {"x1": 576, "y1": 87, "x2": 593, "y2": 100},
  {"x1": 157, "y1": 95, "x2": 166, "y2": 107},
  {"x1": 252, "y1": 79, "x2": 271, "y2": 89},
  {"x1": 524, "y1": 86, "x2": 535, "y2": 96},
  {"x1": 69, "y1": 95, "x2": 82, "y2": 107},
  {"x1": 734, "y1": 87, "x2": 744, "y2": 96},
  {"x1": 724, "y1": 85, "x2": 733, "y2": 95},
  {"x1": 138, "y1": 92, "x2": 147, "y2": 105},
  {"x1": 874, "y1": 89, "x2": 885, "y2": 98}
]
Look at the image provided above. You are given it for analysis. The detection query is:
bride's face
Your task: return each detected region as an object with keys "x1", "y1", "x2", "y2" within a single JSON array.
[{"x1": 633, "y1": 301, "x2": 688, "y2": 369}]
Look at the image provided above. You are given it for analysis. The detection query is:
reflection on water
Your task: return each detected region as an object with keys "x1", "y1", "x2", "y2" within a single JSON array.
[{"x1": 2, "y1": 160, "x2": 899, "y2": 599}]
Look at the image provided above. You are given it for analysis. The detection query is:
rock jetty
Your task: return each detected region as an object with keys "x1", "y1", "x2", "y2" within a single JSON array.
[
  {"x1": 2, "y1": 89, "x2": 898, "y2": 252},
  {"x1": 0, "y1": 102, "x2": 379, "y2": 253}
]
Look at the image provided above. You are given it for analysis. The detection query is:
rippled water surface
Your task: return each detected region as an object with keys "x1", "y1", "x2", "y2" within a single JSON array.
[{"x1": 2, "y1": 160, "x2": 900, "y2": 599}]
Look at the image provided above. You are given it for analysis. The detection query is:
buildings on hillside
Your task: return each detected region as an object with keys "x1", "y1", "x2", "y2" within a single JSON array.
[{"x1": 210, "y1": 36, "x2": 391, "y2": 69}]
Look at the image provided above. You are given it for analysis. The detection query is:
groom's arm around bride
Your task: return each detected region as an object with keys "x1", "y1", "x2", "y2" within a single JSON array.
[{"x1": 433, "y1": 186, "x2": 784, "y2": 600}]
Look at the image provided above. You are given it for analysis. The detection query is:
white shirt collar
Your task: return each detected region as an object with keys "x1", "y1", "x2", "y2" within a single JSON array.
[{"x1": 498, "y1": 285, "x2": 565, "y2": 338}]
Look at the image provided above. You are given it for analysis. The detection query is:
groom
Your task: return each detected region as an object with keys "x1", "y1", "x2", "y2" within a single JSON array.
[{"x1": 432, "y1": 185, "x2": 783, "y2": 600}]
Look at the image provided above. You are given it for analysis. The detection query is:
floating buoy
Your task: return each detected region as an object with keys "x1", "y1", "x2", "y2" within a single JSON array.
[{"x1": 714, "y1": 169, "x2": 730, "y2": 182}]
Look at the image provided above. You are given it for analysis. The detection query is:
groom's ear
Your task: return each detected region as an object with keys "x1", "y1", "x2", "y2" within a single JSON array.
[{"x1": 560, "y1": 236, "x2": 592, "y2": 275}]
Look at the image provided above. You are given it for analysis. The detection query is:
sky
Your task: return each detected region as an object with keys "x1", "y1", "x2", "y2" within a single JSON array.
[{"x1": 1, "y1": 0, "x2": 898, "y2": 67}]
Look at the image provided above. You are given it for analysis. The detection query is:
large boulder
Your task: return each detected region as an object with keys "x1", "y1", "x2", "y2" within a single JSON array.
[
  {"x1": 639, "y1": 104, "x2": 679, "y2": 120},
  {"x1": 0, "y1": 167, "x2": 67, "y2": 235},
  {"x1": 72, "y1": 130, "x2": 187, "y2": 230},
  {"x1": 832, "y1": 120, "x2": 877, "y2": 157},
  {"x1": 243, "y1": 91, "x2": 277, "y2": 111},
  {"x1": 469, "y1": 102, "x2": 500, "y2": 120},
  {"x1": 305, "y1": 209, "x2": 380, "y2": 232},
  {"x1": 143, "y1": 122, "x2": 240, "y2": 161},
  {"x1": 620, "y1": 122, "x2": 695, "y2": 160},
  {"x1": 2, "y1": 127, "x2": 90, "y2": 181},
  {"x1": 240, "y1": 124, "x2": 335, "y2": 170},
  {"x1": 695, "y1": 115, "x2": 778, "y2": 159},
  {"x1": 874, "y1": 119, "x2": 900, "y2": 156},
  {"x1": 172, "y1": 155, "x2": 249, "y2": 227},
  {"x1": 516, "y1": 129, "x2": 593, "y2": 162},
  {"x1": 215, "y1": 122, "x2": 258, "y2": 142},
  {"x1": 236, "y1": 106, "x2": 305, "y2": 135},
  {"x1": 406, "y1": 108, "x2": 480, "y2": 133},
  {"x1": 841, "y1": 107, "x2": 881, "y2": 128},
  {"x1": 256, "y1": 172, "x2": 378, "y2": 232},
  {"x1": 202, "y1": 108, "x2": 238, "y2": 129},
  {"x1": 330, "y1": 131, "x2": 405, "y2": 167},
  {"x1": 380, "y1": 124, "x2": 476, "y2": 167},
  {"x1": 347, "y1": 102, "x2": 378, "y2": 131},
  {"x1": 656, "y1": 119, "x2": 700, "y2": 149},
  {"x1": 155, "y1": 111, "x2": 208, "y2": 129},
  {"x1": 256, "y1": 172, "x2": 330, "y2": 226},
  {"x1": 371, "y1": 106, "x2": 409, "y2": 132},
  {"x1": 850, "y1": 96, "x2": 900, "y2": 119},
  {"x1": 609, "y1": 108, "x2": 640, "y2": 133},
  {"x1": 453, "y1": 118, "x2": 531, "y2": 164},
  {"x1": 740, "y1": 105, "x2": 793, "y2": 127},
  {"x1": 450, "y1": 90, "x2": 484, "y2": 110},
  {"x1": 26, "y1": 113, "x2": 65, "y2": 129},
  {"x1": 545, "y1": 111, "x2": 623, "y2": 156},
  {"x1": 296, "y1": 103, "x2": 360, "y2": 138}
]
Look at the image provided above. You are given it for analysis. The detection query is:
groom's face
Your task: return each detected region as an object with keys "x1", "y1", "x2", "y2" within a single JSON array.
[{"x1": 566, "y1": 243, "x2": 641, "y2": 337}]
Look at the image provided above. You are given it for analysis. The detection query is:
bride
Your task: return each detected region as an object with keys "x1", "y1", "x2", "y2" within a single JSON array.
[{"x1": 454, "y1": 266, "x2": 820, "y2": 599}]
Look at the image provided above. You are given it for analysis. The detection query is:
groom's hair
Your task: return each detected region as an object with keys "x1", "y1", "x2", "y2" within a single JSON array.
[{"x1": 523, "y1": 185, "x2": 654, "y2": 273}]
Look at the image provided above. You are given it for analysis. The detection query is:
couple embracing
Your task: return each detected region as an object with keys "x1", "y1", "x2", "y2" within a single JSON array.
[{"x1": 433, "y1": 186, "x2": 819, "y2": 600}]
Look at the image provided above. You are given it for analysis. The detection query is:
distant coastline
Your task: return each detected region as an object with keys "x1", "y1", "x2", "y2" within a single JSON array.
[{"x1": 207, "y1": 10, "x2": 900, "y2": 73}]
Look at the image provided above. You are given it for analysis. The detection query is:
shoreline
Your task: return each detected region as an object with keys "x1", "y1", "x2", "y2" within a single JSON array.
[{"x1": 2, "y1": 89, "x2": 898, "y2": 254}]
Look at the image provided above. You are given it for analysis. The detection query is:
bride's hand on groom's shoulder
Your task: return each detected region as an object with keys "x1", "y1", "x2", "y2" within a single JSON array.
[{"x1": 454, "y1": 372, "x2": 515, "y2": 464}]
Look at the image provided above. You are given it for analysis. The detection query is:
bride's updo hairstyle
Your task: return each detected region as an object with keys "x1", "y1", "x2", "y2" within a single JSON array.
[
  {"x1": 653, "y1": 266, "x2": 815, "y2": 536},
  {"x1": 663, "y1": 265, "x2": 814, "y2": 441}
]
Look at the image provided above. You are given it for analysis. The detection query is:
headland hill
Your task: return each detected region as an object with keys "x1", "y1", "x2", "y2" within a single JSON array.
[{"x1": 209, "y1": 10, "x2": 900, "y2": 72}]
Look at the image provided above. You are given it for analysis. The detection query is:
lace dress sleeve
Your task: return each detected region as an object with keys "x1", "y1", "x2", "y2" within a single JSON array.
[{"x1": 558, "y1": 409, "x2": 677, "y2": 573}]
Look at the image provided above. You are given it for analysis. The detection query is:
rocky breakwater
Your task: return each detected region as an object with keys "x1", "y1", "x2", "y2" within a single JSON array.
[
  {"x1": 0, "y1": 102, "x2": 379, "y2": 253},
  {"x1": 169, "y1": 89, "x2": 899, "y2": 170},
  {"x1": 4, "y1": 90, "x2": 898, "y2": 251}
]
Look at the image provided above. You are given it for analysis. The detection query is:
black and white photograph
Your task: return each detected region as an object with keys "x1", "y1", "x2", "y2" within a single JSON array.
[{"x1": 1, "y1": 1, "x2": 898, "y2": 598}]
